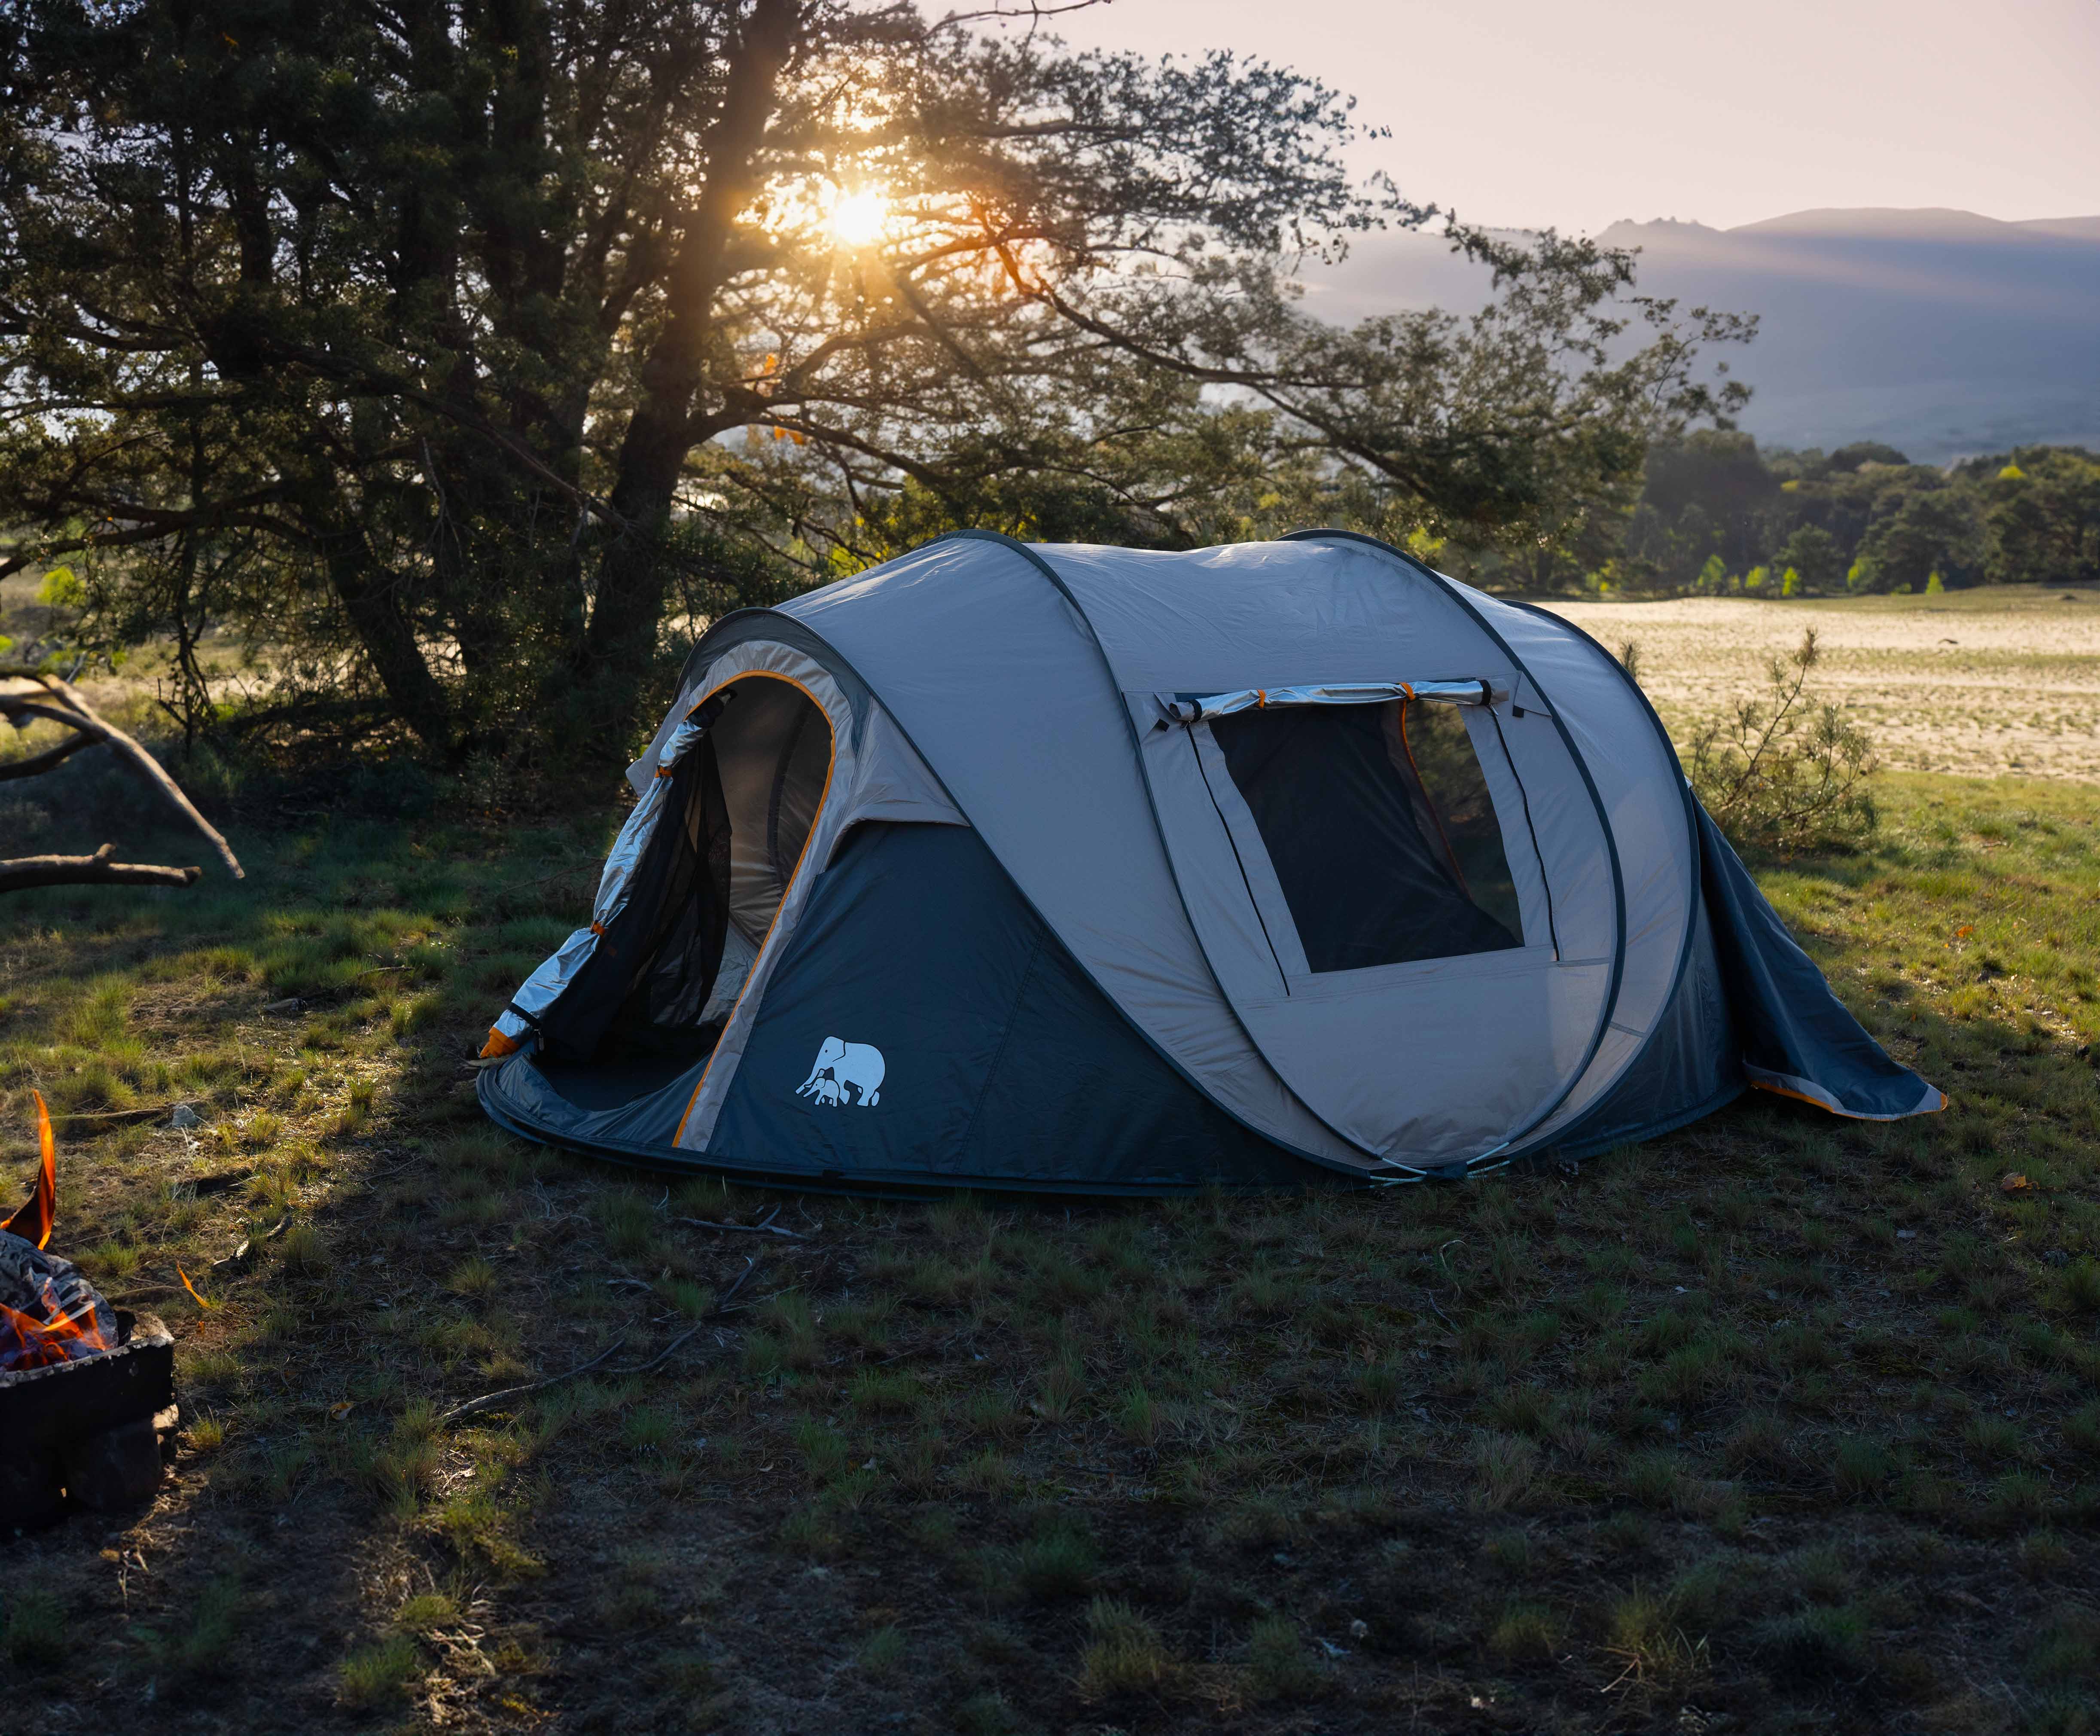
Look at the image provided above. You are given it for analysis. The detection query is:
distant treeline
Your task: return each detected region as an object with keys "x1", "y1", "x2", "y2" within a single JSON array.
[{"x1": 1602, "y1": 435, "x2": 2100, "y2": 596}]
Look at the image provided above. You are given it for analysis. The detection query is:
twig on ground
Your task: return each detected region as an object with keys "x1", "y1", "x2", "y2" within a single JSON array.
[
  {"x1": 605, "y1": 1323, "x2": 710, "y2": 1378},
  {"x1": 674, "y1": 1205, "x2": 808, "y2": 1241},
  {"x1": 713, "y1": 1256, "x2": 762, "y2": 1313},
  {"x1": 0, "y1": 844, "x2": 200, "y2": 892},
  {"x1": 440, "y1": 1334, "x2": 628, "y2": 1428}
]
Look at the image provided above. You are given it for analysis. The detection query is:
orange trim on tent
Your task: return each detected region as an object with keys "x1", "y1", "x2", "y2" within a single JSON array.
[
  {"x1": 671, "y1": 670, "x2": 839, "y2": 1148},
  {"x1": 1749, "y1": 1077, "x2": 1949, "y2": 1120}
]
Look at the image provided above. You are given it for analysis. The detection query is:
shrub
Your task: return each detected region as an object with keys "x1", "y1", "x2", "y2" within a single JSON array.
[{"x1": 1688, "y1": 630, "x2": 1876, "y2": 852}]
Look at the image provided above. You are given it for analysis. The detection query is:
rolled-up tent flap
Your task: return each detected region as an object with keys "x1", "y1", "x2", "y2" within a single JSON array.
[
  {"x1": 1696, "y1": 802, "x2": 1945, "y2": 1120},
  {"x1": 1156, "y1": 678, "x2": 1507, "y2": 723}
]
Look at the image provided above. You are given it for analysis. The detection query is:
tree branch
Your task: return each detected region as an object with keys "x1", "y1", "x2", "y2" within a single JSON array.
[
  {"x1": 0, "y1": 844, "x2": 201, "y2": 894},
  {"x1": 0, "y1": 671, "x2": 244, "y2": 879},
  {"x1": 0, "y1": 726, "x2": 99, "y2": 781}
]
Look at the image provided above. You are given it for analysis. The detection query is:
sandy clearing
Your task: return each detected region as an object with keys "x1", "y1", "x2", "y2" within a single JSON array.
[{"x1": 1539, "y1": 588, "x2": 2100, "y2": 783}]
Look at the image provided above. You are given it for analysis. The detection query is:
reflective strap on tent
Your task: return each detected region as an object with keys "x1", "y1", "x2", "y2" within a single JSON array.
[{"x1": 1155, "y1": 679, "x2": 1509, "y2": 724}]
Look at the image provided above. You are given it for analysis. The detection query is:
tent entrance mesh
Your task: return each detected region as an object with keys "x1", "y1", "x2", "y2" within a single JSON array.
[
  {"x1": 540, "y1": 675, "x2": 832, "y2": 1067},
  {"x1": 1208, "y1": 698, "x2": 1521, "y2": 973}
]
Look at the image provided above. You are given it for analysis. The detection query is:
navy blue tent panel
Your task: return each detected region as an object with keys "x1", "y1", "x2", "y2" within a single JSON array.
[
  {"x1": 1694, "y1": 805, "x2": 1944, "y2": 1121},
  {"x1": 709, "y1": 822, "x2": 1307, "y2": 1190},
  {"x1": 1546, "y1": 894, "x2": 1744, "y2": 1159}
]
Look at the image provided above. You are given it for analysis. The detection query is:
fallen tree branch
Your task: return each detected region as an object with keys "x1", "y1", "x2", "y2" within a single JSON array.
[
  {"x1": 604, "y1": 1322, "x2": 710, "y2": 1379},
  {"x1": 0, "y1": 667, "x2": 243, "y2": 879},
  {"x1": 440, "y1": 1257, "x2": 763, "y2": 1428},
  {"x1": 0, "y1": 726, "x2": 100, "y2": 781},
  {"x1": 0, "y1": 843, "x2": 201, "y2": 891}
]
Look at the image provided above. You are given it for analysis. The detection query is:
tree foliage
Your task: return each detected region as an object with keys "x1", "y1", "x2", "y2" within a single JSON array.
[
  {"x1": 1622, "y1": 433, "x2": 2100, "y2": 596},
  {"x1": 0, "y1": 0, "x2": 1749, "y2": 762}
]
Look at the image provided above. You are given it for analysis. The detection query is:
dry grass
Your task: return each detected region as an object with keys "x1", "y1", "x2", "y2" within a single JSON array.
[{"x1": 1547, "y1": 583, "x2": 2100, "y2": 783}]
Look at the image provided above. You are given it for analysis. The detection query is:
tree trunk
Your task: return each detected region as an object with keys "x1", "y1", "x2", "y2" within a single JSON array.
[
  {"x1": 322, "y1": 533, "x2": 460, "y2": 757},
  {"x1": 574, "y1": 0, "x2": 799, "y2": 758}
]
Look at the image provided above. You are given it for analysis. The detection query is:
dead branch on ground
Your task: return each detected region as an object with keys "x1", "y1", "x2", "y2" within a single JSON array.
[{"x1": 0, "y1": 665, "x2": 244, "y2": 892}]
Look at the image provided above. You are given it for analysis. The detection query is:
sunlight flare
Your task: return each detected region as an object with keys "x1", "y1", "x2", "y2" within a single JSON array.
[{"x1": 827, "y1": 186, "x2": 888, "y2": 249}]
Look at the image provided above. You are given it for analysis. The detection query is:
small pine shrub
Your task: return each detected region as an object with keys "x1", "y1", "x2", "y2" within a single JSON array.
[{"x1": 1688, "y1": 630, "x2": 1876, "y2": 852}]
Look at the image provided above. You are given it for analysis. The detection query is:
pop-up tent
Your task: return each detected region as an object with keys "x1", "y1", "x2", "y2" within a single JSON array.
[{"x1": 478, "y1": 531, "x2": 1942, "y2": 1193}]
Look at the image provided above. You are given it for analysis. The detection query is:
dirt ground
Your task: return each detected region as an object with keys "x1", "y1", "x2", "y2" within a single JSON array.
[{"x1": 1542, "y1": 586, "x2": 2100, "y2": 784}]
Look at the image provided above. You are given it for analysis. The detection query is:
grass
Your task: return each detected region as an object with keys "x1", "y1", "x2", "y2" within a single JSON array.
[{"x1": 1, "y1": 736, "x2": 2098, "y2": 1730}]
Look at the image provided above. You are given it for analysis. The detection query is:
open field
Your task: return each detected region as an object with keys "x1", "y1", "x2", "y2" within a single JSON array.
[
  {"x1": 1545, "y1": 586, "x2": 2100, "y2": 784},
  {"x1": 2, "y1": 612, "x2": 2099, "y2": 1733}
]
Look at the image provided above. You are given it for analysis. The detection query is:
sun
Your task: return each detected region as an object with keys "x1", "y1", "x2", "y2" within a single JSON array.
[{"x1": 827, "y1": 187, "x2": 888, "y2": 249}]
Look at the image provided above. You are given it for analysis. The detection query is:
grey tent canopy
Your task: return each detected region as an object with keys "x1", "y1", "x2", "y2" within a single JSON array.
[{"x1": 477, "y1": 531, "x2": 1942, "y2": 1193}]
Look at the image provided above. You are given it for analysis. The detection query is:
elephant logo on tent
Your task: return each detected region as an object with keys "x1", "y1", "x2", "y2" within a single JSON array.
[{"x1": 797, "y1": 1037, "x2": 884, "y2": 1107}]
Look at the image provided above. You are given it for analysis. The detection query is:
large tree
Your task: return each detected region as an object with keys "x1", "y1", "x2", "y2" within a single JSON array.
[{"x1": 0, "y1": 0, "x2": 1747, "y2": 763}]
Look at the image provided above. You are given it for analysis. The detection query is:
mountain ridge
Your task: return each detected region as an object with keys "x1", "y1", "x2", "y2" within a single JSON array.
[{"x1": 1300, "y1": 207, "x2": 2100, "y2": 461}]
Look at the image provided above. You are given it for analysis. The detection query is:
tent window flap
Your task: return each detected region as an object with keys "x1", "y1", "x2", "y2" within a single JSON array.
[
  {"x1": 1204, "y1": 698, "x2": 1524, "y2": 976},
  {"x1": 1158, "y1": 679, "x2": 1508, "y2": 724}
]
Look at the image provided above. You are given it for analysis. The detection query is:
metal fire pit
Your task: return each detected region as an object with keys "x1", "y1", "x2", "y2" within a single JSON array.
[{"x1": 0, "y1": 1311, "x2": 175, "y2": 1535}]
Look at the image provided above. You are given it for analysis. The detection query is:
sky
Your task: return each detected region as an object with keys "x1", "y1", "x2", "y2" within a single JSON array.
[{"x1": 1047, "y1": 0, "x2": 2100, "y2": 235}]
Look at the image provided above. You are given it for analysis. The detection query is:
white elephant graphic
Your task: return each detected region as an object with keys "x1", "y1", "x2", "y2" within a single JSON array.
[{"x1": 796, "y1": 1037, "x2": 884, "y2": 1107}]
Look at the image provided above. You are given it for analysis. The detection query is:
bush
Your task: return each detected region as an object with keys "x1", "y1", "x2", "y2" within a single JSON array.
[{"x1": 1689, "y1": 629, "x2": 1876, "y2": 852}]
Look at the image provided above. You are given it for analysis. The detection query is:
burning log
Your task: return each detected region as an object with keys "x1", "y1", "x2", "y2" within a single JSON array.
[
  {"x1": 0, "y1": 1094, "x2": 176, "y2": 1532},
  {"x1": 0, "y1": 664, "x2": 242, "y2": 894},
  {"x1": 0, "y1": 1233, "x2": 117, "y2": 1373}
]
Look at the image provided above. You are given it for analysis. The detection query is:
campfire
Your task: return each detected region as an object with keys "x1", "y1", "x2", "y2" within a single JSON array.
[{"x1": 0, "y1": 1093, "x2": 175, "y2": 1533}]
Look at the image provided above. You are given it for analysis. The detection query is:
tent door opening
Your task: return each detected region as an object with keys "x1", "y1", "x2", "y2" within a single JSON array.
[{"x1": 536, "y1": 672, "x2": 834, "y2": 1070}]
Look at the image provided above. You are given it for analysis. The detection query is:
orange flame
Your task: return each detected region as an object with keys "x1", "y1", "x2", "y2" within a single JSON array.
[
  {"x1": 3, "y1": 1090, "x2": 57, "y2": 1250},
  {"x1": 0, "y1": 1090, "x2": 116, "y2": 1373},
  {"x1": 0, "y1": 1272, "x2": 113, "y2": 1372}
]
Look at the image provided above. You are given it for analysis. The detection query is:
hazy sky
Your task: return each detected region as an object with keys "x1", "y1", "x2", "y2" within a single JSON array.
[{"x1": 1048, "y1": 0, "x2": 2100, "y2": 234}]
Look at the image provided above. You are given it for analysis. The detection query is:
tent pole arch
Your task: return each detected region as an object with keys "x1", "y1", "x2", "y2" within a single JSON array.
[
  {"x1": 1280, "y1": 529, "x2": 1633, "y2": 1164},
  {"x1": 1494, "y1": 593, "x2": 1710, "y2": 1142}
]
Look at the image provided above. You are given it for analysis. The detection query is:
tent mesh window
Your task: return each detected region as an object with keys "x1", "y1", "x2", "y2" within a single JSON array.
[{"x1": 1210, "y1": 699, "x2": 1521, "y2": 973}]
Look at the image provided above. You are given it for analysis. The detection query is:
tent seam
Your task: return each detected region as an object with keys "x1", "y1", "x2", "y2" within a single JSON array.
[
  {"x1": 956, "y1": 925, "x2": 1050, "y2": 1162},
  {"x1": 1495, "y1": 596, "x2": 1707, "y2": 1154}
]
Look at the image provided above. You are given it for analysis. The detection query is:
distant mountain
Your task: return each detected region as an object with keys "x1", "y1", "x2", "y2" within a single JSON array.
[{"x1": 1295, "y1": 208, "x2": 2100, "y2": 462}]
